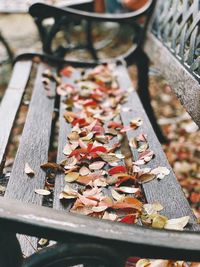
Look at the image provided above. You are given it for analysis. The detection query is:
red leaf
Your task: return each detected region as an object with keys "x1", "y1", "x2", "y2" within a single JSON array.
[
  {"x1": 90, "y1": 146, "x2": 107, "y2": 153},
  {"x1": 59, "y1": 66, "x2": 73, "y2": 77},
  {"x1": 108, "y1": 166, "x2": 127, "y2": 175},
  {"x1": 108, "y1": 121, "x2": 123, "y2": 129},
  {"x1": 83, "y1": 100, "x2": 97, "y2": 107},
  {"x1": 71, "y1": 118, "x2": 88, "y2": 127},
  {"x1": 120, "y1": 214, "x2": 137, "y2": 224}
]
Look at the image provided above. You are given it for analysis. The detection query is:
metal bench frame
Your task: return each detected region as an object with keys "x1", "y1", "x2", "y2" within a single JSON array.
[{"x1": 0, "y1": 0, "x2": 199, "y2": 266}]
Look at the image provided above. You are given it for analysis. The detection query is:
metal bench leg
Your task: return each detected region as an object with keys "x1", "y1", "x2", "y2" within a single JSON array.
[
  {"x1": 136, "y1": 49, "x2": 168, "y2": 144},
  {"x1": 0, "y1": 232, "x2": 22, "y2": 267},
  {"x1": 23, "y1": 242, "x2": 125, "y2": 267}
]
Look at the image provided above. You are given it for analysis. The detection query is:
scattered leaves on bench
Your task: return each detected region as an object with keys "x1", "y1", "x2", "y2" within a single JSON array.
[{"x1": 40, "y1": 64, "x2": 184, "y2": 229}]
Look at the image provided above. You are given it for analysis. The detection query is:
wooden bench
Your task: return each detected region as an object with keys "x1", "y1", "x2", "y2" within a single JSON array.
[{"x1": 0, "y1": 0, "x2": 200, "y2": 266}]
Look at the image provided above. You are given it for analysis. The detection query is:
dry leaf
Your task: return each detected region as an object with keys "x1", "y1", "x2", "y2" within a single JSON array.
[
  {"x1": 151, "y1": 166, "x2": 170, "y2": 180},
  {"x1": 41, "y1": 162, "x2": 63, "y2": 172},
  {"x1": 130, "y1": 118, "x2": 143, "y2": 128},
  {"x1": 0, "y1": 185, "x2": 6, "y2": 193},
  {"x1": 116, "y1": 186, "x2": 139, "y2": 194},
  {"x1": 25, "y1": 163, "x2": 35, "y2": 176},
  {"x1": 102, "y1": 212, "x2": 118, "y2": 221},
  {"x1": 65, "y1": 172, "x2": 79, "y2": 182},
  {"x1": 89, "y1": 161, "x2": 105, "y2": 170},
  {"x1": 164, "y1": 216, "x2": 190, "y2": 231},
  {"x1": 137, "y1": 173, "x2": 156, "y2": 184},
  {"x1": 38, "y1": 238, "x2": 49, "y2": 247},
  {"x1": 79, "y1": 166, "x2": 90, "y2": 176},
  {"x1": 35, "y1": 189, "x2": 51, "y2": 196},
  {"x1": 91, "y1": 206, "x2": 108, "y2": 212},
  {"x1": 152, "y1": 215, "x2": 168, "y2": 229},
  {"x1": 111, "y1": 189, "x2": 125, "y2": 201},
  {"x1": 63, "y1": 143, "x2": 73, "y2": 156},
  {"x1": 129, "y1": 137, "x2": 138, "y2": 149}
]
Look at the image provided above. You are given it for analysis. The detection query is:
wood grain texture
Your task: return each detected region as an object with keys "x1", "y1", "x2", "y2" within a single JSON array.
[
  {"x1": 115, "y1": 65, "x2": 200, "y2": 231},
  {"x1": 144, "y1": 33, "x2": 200, "y2": 128},
  {"x1": 4, "y1": 63, "x2": 56, "y2": 256},
  {"x1": 0, "y1": 61, "x2": 32, "y2": 171}
]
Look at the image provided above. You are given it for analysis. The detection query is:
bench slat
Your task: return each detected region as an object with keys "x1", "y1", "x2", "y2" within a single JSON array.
[
  {"x1": 4, "y1": 63, "x2": 56, "y2": 256},
  {"x1": 53, "y1": 70, "x2": 82, "y2": 211},
  {"x1": 115, "y1": 65, "x2": 200, "y2": 231},
  {"x1": 0, "y1": 61, "x2": 32, "y2": 171}
]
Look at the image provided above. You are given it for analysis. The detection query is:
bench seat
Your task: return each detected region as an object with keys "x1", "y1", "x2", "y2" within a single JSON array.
[{"x1": 0, "y1": 55, "x2": 199, "y2": 262}]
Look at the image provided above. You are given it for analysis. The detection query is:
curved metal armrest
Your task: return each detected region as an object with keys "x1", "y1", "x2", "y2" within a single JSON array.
[
  {"x1": 0, "y1": 197, "x2": 200, "y2": 261},
  {"x1": 29, "y1": 0, "x2": 155, "y2": 24}
]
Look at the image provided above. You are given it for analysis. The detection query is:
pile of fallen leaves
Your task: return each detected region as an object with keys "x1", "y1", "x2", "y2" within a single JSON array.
[{"x1": 40, "y1": 64, "x2": 189, "y2": 231}]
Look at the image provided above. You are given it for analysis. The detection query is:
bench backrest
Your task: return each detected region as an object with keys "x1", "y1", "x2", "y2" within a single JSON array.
[{"x1": 145, "y1": 0, "x2": 200, "y2": 127}]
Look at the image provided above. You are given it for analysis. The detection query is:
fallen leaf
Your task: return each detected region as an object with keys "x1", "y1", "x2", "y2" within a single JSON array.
[
  {"x1": 91, "y1": 206, "x2": 108, "y2": 212},
  {"x1": 164, "y1": 216, "x2": 190, "y2": 231},
  {"x1": 120, "y1": 214, "x2": 137, "y2": 224},
  {"x1": 102, "y1": 212, "x2": 118, "y2": 221},
  {"x1": 25, "y1": 163, "x2": 35, "y2": 176},
  {"x1": 63, "y1": 143, "x2": 73, "y2": 156},
  {"x1": 151, "y1": 166, "x2": 170, "y2": 180},
  {"x1": 79, "y1": 166, "x2": 90, "y2": 176},
  {"x1": 41, "y1": 162, "x2": 63, "y2": 172},
  {"x1": 111, "y1": 189, "x2": 125, "y2": 201},
  {"x1": 38, "y1": 238, "x2": 49, "y2": 247},
  {"x1": 35, "y1": 189, "x2": 51, "y2": 196},
  {"x1": 89, "y1": 161, "x2": 105, "y2": 170},
  {"x1": 137, "y1": 173, "x2": 156, "y2": 184},
  {"x1": 78, "y1": 194, "x2": 98, "y2": 206},
  {"x1": 108, "y1": 166, "x2": 127, "y2": 175},
  {"x1": 115, "y1": 186, "x2": 139, "y2": 194},
  {"x1": 0, "y1": 185, "x2": 6, "y2": 193},
  {"x1": 129, "y1": 137, "x2": 138, "y2": 149},
  {"x1": 65, "y1": 172, "x2": 79, "y2": 182},
  {"x1": 152, "y1": 215, "x2": 168, "y2": 229},
  {"x1": 130, "y1": 118, "x2": 143, "y2": 128}
]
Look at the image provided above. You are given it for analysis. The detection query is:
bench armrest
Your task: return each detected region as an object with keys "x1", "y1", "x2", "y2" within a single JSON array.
[{"x1": 29, "y1": 1, "x2": 155, "y2": 24}]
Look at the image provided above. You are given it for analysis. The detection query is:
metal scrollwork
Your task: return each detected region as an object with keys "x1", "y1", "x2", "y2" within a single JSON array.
[{"x1": 152, "y1": 0, "x2": 200, "y2": 80}]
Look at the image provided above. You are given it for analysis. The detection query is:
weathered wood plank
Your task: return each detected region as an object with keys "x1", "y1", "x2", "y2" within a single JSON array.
[
  {"x1": 115, "y1": 65, "x2": 200, "y2": 231},
  {"x1": 0, "y1": 61, "x2": 32, "y2": 171},
  {"x1": 144, "y1": 32, "x2": 200, "y2": 128},
  {"x1": 4, "y1": 63, "x2": 56, "y2": 256},
  {"x1": 53, "y1": 69, "x2": 82, "y2": 211}
]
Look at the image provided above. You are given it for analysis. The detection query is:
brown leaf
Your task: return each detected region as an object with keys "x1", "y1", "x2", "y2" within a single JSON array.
[
  {"x1": 41, "y1": 162, "x2": 63, "y2": 172},
  {"x1": 137, "y1": 173, "x2": 156, "y2": 184}
]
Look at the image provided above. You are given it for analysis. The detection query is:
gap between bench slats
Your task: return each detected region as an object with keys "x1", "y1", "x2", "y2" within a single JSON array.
[
  {"x1": 115, "y1": 65, "x2": 200, "y2": 231},
  {"x1": 4, "y1": 63, "x2": 56, "y2": 256},
  {"x1": 0, "y1": 61, "x2": 32, "y2": 172}
]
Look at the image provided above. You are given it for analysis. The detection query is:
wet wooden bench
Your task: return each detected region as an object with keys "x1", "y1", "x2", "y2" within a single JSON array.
[{"x1": 0, "y1": 0, "x2": 200, "y2": 267}]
